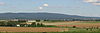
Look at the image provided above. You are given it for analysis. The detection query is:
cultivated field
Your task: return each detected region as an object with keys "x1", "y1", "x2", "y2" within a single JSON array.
[
  {"x1": 43, "y1": 21, "x2": 81, "y2": 25},
  {"x1": 43, "y1": 21, "x2": 100, "y2": 32},
  {"x1": 0, "y1": 21, "x2": 100, "y2": 33},
  {"x1": 0, "y1": 27, "x2": 68, "y2": 32}
]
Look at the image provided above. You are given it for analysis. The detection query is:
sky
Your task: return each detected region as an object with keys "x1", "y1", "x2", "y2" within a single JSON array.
[{"x1": 0, "y1": 0, "x2": 100, "y2": 17}]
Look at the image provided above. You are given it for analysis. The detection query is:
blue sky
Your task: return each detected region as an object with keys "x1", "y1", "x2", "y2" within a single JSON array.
[{"x1": 0, "y1": 0, "x2": 100, "y2": 17}]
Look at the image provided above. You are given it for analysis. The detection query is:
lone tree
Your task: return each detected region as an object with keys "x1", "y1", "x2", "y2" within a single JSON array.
[
  {"x1": 73, "y1": 26, "x2": 76, "y2": 28},
  {"x1": 36, "y1": 20, "x2": 41, "y2": 22},
  {"x1": 30, "y1": 22, "x2": 36, "y2": 27},
  {"x1": 31, "y1": 22, "x2": 36, "y2": 25}
]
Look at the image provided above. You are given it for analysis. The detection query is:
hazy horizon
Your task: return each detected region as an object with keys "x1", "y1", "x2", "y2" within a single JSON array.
[{"x1": 0, "y1": 0, "x2": 100, "y2": 17}]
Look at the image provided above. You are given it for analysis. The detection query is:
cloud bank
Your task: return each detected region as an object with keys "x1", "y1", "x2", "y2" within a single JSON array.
[{"x1": 84, "y1": 0, "x2": 100, "y2": 5}]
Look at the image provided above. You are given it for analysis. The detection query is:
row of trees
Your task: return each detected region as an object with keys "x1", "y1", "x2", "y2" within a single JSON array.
[{"x1": 0, "y1": 20, "x2": 27, "y2": 27}]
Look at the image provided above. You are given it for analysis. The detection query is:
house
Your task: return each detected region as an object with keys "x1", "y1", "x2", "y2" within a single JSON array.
[
  {"x1": 27, "y1": 20, "x2": 36, "y2": 23},
  {"x1": 16, "y1": 20, "x2": 38, "y2": 27}
]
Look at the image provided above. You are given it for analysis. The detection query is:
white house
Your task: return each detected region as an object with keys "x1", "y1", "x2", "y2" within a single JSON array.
[{"x1": 27, "y1": 20, "x2": 36, "y2": 23}]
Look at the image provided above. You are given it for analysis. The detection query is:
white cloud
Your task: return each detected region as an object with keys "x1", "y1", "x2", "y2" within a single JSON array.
[
  {"x1": 0, "y1": 2, "x2": 5, "y2": 6},
  {"x1": 92, "y1": 3, "x2": 100, "y2": 5},
  {"x1": 43, "y1": 4, "x2": 49, "y2": 7},
  {"x1": 84, "y1": 0, "x2": 98, "y2": 3},
  {"x1": 84, "y1": 0, "x2": 100, "y2": 5},
  {"x1": 37, "y1": 3, "x2": 49, "y2": 10},
  {"x1": 39, "y1": 7, "x2": 43, "y2": 10}
]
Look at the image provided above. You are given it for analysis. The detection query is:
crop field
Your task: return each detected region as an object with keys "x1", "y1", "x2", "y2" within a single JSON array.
[
  {"x1": 42, "y1": 21, "x2": 81, "y2": 25},
  {"x1": 55, "y1": 21, "x2": 100, "y2": 28},
  {"x1": 43, "y1": 21, "x2": 100, "y2": 32},
  {"x1": 0, "y1": 21, "x2": 100, "y2": 33},
  {"x1": 0, "y1": 27, "x2": 68, "y2": 32}
]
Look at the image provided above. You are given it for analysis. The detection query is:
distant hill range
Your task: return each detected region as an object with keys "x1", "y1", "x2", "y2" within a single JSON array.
[{"x1": 0, "y1": 13, "x2": 100, "y2": 21}]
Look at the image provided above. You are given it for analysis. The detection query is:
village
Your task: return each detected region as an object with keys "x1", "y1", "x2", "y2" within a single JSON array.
[{"x1": 0, "y1": 19, "x2": 45, "y2": 27}]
